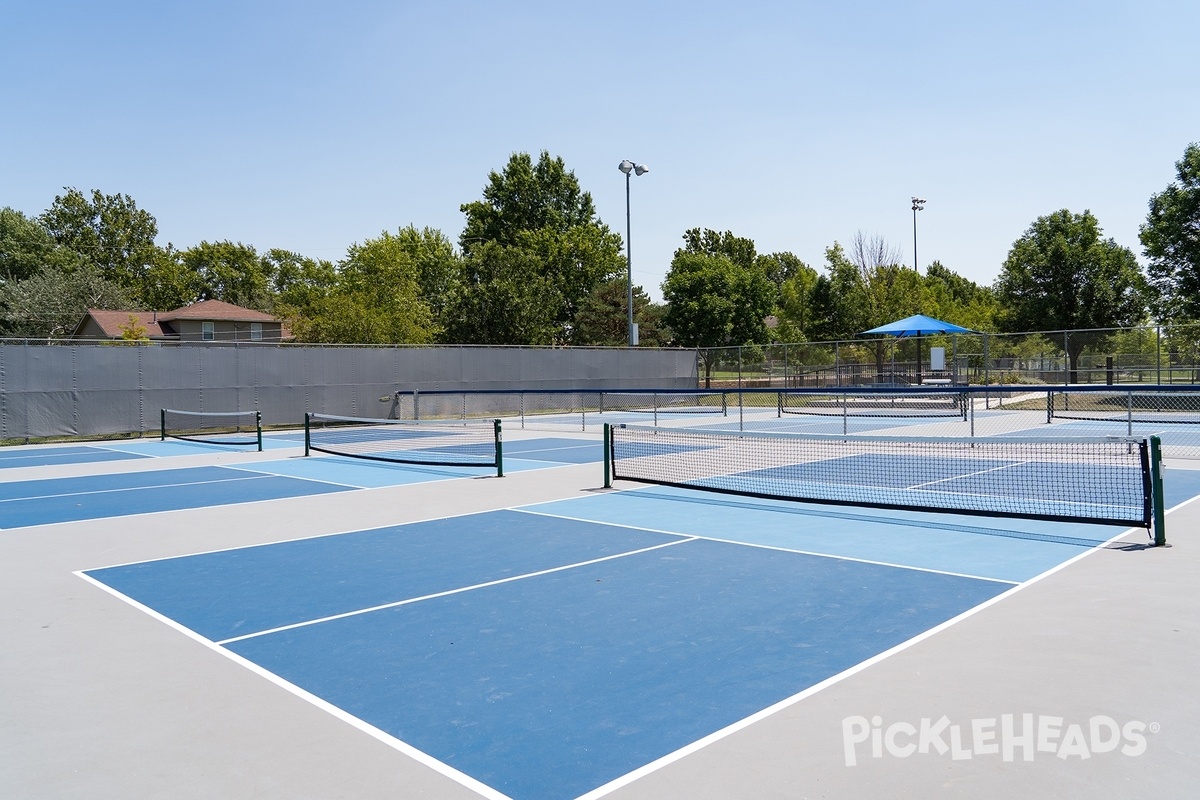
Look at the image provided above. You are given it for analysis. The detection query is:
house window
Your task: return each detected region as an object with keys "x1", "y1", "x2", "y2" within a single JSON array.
[
  {"x1": 250, "y1": 323, "x2": 262, "y2": 341},
  {"x1": 202, "y1": 321, "x2": 215, "y2": 341}
]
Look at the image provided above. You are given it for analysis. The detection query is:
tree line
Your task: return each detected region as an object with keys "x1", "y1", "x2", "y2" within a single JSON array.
[{"x1": 1, "y1": 145, "x2": 1198, "y2": 363}]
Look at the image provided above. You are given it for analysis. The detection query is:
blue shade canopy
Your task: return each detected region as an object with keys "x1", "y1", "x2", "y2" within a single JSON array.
[{"x1": 860, "y1": 314, "x2": 974, "y2": 338}]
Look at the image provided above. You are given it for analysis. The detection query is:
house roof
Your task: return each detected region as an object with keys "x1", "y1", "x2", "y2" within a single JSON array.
[
  {"x1": 75, "y1": 300, "x2": 281, "y2": 340},
  {"x1": 156, "y1": 299, "x2": 277, "y2": 323},
  {"x1": 82, "y1": 310, "x2": 174, "y2": 339}
]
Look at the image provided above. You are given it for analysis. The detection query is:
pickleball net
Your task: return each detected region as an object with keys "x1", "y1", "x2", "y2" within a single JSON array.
[
  {"x1": 160, "y1": 408, "x2": 262, "y2": 450},
  {"x1": 604, "y1": 424, "x2": 1165, "y2": 537},
  {"x1": 600, "y1": 391, "x2": 728, "y2": 415},
  {"x1": 305, "y1": 413, "x2": 504, "y2": 475},
  {"x1": 779, "y1": 389, "x2": 966, "y2": 419}
]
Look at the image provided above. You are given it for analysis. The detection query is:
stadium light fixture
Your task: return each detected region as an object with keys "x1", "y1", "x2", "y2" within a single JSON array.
[
  {"x1": 911, "y1": 197, "x2": 926, "y2": 272},
  {"x1": 619, "y1": 160, "x2": 650, "y2": 346}
]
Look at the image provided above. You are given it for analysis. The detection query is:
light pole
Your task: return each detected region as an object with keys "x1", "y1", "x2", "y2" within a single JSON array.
[
  {"x1": 619, "y1": 159, "x2": 649, "y2": 347},
  {"x1": 911, "y1": 196, "x2": 926, "y2": 272}
]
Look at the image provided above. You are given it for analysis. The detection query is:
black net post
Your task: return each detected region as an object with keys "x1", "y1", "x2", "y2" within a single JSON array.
[
  {"x1": 255, "y1": 411, "x2": 263, "y2": 452},
  {"x1": 493, "y1": 419, "x2": 504, "y2": 478},
  {"x1": 160, "y1": 408, "x2": 166, "y2": 441},
  {"x1": 603, "y1": 423, "x2": 612, "y2": 488},
  {"x1": 1151, "y1": 435, "x2": 1167, "y2": 546},
  {"x1": 303, "y1": 412, "x2": 311, "y2": 457}
]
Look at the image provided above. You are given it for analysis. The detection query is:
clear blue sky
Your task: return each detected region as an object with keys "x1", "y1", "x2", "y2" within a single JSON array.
[{"x1": 4, "y1": 1, "x2": 1197, "y2": 301}]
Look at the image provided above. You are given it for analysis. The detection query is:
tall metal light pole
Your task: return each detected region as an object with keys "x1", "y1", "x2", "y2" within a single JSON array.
[
  {"x1": 619, "y1": 159, "x2": 649, "y2": 347},
  {"x1": 911, "y1": 196, "x2": 926, "y2": 272}
]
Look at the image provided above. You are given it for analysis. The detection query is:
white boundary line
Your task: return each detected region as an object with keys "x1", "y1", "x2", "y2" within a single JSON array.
[
  {"x1": 0, "y1": 472, "x2": 275, "y2": 503},
  {"x1": 72, "y1": 571, "x2": 515, "y2": 800},
  {"x1": 216, "y1": 538, "x2": 696, "y2": 645},
  {"x1": 512, "y1": 508, "x2": 1018, "y2": 585},
  {"x1": 70, "y1": 476, "x2": 1197, "y2": 800},
  {"x1": 574, "y1": 518, "x2": 1148, "y2": 800}
]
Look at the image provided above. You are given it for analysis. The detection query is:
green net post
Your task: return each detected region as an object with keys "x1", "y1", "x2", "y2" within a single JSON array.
[
  {"x1": 493, "y1": 419, "x2": 504, "y2": 478},
  {"x1": 1151, "y1": 435, "x2": 1167, "y2": 546},
  {"x1": 255, "y1": 410, "x2": 263, "y2": 452},
  {"x1": 603, "y1": 423, "x2": 612, "y2": 488},
  {"x1": 159, "y1": 408, "x2": 166, "y2": 441},
  {"x1": 303, "y1": 412, "x2": 311, "y2": 457}
]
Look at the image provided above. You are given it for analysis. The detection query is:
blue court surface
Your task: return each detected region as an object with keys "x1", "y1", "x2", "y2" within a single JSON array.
[
  {"x1": 0, "y1": 437, "x2": 299, "y2": 471},
  {"x1": 79, "y1": 452, "x2": 1196, "y2": 800},
  {"x1": 0, "y1": 444, "x2": 151, "y2": 469},
  {"x1": 0, "y1": 438, "x2": 599, "y2": 529}
]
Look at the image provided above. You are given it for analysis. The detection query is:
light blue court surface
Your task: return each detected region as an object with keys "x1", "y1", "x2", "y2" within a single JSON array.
[
  {"x1": 85, "y1": 506, "x2": 1011, "y2": 800},
  {"x1": 0, "y1": 466, "x2": 350, "y2": 528},
  {"x1": 105, "y1": 437, "x2": 298, "y2": 455},
  {"x1": 697, "y1": 414, "x2": 974, "y2": 435},
  {"x1": 0, "y1": 444, "x2": 584, "y2": 529},
  {"x1": 500, "y1": 437, "x2": 602, "y2": 464},
  {"x1": 0, "y1": 437, "x2": 298, "y2": 470},
  {"x1": 0, "y1": 444, "x2": 151, "y2": 469}
]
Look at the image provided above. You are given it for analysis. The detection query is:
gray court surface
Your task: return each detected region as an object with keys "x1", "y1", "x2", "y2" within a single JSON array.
[{"x1": 2, "y1": 428, "x2": 1198, "y2": 799}]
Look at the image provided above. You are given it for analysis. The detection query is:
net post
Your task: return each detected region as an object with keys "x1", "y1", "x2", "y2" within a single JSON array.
[
  {"x1": 493, "y1": 419, "x2": 504, "y2": 478},
  {"x1": 160, "y1": 408, "x2": 166, "y2": 441},
  {"x1": 255, "y1": 410, "x2": 263, "y2": 452},
  {"x1": 303, "y1": 412, "x2": 311, "y2": 457},
  {"x1": 1150, "y1": 435, "x2": 1167, "y2": 546},
  {"x1": 603, "y1": 423, "x2": 612, "y2": 488}
]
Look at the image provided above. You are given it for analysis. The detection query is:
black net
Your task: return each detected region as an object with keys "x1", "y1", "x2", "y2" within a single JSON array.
[
  {"x1": 600, "y1": 391, "x2": 728, "y2": 415},
  {"x1": 779, "y1": 390, "x2": 966, "y2": 419},
  {"x1": 161, "y1": 409, "x2": 261, "y2": 447},
  {"x1": 1050, "y1": 390, "x2": 1200, "y2": 425},
  {"x1": 607, "y1": 424, "x2": 1151, "y2": 527},
  {"x1": 306, "y1": 413, "x2": 500, "y2": 467}
]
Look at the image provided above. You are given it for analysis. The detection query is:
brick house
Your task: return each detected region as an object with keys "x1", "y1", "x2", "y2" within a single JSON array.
[{"x1": 71, "y1": 299, "x2": 288, "y2": 343}]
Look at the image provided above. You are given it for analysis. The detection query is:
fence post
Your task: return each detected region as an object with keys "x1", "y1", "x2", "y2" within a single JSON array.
[
  {"x1": 1064, "y1": 331, "x2": 1071, "y2": 385},
  {"x1": 1156, "y1": 326, "x2": 1162, "y2": 384}
]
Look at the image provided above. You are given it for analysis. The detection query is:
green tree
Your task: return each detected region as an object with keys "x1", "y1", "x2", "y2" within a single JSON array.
[
  {"x1": 0, "y1": 262, "x2": 139, "y2": 339},
  {"x1": 262, "y1": 249, "x2": 337, "y2": 310},
  {"x1": 181, "y1": 241, "x2": 273, "y2": 309},
  {"x1": 662, "y1": 246, "x2": 776, "y2": 385},
  {"x1": 807, "y1": 243, "x2": 870, "y2": 341},
  {"x1": 923, "y1": 260, "x2": 996, "y2": 331},
  {"x1": 455, "y1": 152, "x2": 623, "y2": 343},
  {"x1": 1140, "y1": 143, "x2": 1200, "y2": 322},
  {"x1": 443, "y1": 242, "x2": 558, "y2": 345},
  {"x1": 679, "y1": 228, "x2": 758, "y2": 270},
  {"x1": 1, "y1": 207, "x2": 84, "y2": 283},
  {"x1": 141, "y1": 246, "x2": 197, "y2": 311},
  {"x1": 289, "y1": 231, "x2": 441, "y2": 345},
  {"x1": 572, "y1": 278, "x2": 669, "y2": 346},
  {"x1": 461, "y1": 151, "x2": 603, "y2": 251},
  {"x1": 995, "y1": 209, "x2": 1147, "y2": 379},
  {"x1": 757, "y1": 251, "x2": 807, "y2": 292},
  {"x1": 385, "y1": 226, "x2": 459, "y2": 322},
  {"x1": 773, "y1": 259, "x2": 820, "y2": 342},
  {"x1": 39, "y1": 188, "x2": 163, "y2": 296}
]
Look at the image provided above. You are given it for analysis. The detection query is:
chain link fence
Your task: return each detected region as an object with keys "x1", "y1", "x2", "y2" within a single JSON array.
[{"x1": 698, "y1": 323, "x2": 1200, "y2": 388}]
